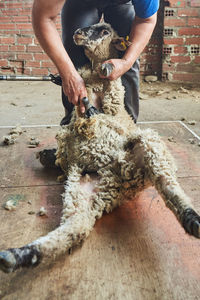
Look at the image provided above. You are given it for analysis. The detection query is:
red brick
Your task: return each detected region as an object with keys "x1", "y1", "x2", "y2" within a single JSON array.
[
  {"x1": 18, "y1": 31, "x2": 34, "y2": 36},
  {"x1": 178, "y1": 8, "x2": 199, "y2": 17},
  {"x1": 26, "y1": 61, "x2": 41, "y2": 67},
  {"x1": 18, "y1": 37, "x2": 33, "y2": 44},
  {"x1": 162, "y1": 63, "x2": 175, "y2": 72},
  {"x1": 173, "y1": 73, "x2": 199, "y2": 82},
  {"x1": 23, "y1": 68, "x2": 31, "y2": 75},
  {"x1": 0, "y1": 23, "x2": 15, "y2": 30},
  {"x1": 170, "y1": 56, "x2": 191, "y2": 63},
  {"x1": 185, "y1": 37, "x2": 200, "y2": 44},
  {"x1": 15, "y1": 23, "x2": 33, "y2": 30},
  {"x1": 176, "y1": 64, "x2": 196, "y2": 72},
  {"x1": 174, "y1": 46, "x2": 188, "y2": 54},
  {"x1": 16, "y1": 68, "x2": 24, "y2": 74},
  {"x1": 7, "y1": 3, "x2": 22, "y2": 9},
  {"x1": 164, "y1": 18, "x2": 186, "y2": 27},
  {"x1": 17, "y1": 53, "x2": 33, "y2": 60},
  {"x1": 34, "y1": 53, "x2": 49, "y2": 61},
  {"x1": 0, "y1": 59, "x2": 8, "y2": 67},
  {"x1": 10, "y1": 61, "x2": 23, "y2": 68},
  {"x1": 31, "y1": 68, "x2": 49, "y2": 75},
  {"x1": 27, "y1": 45, "x2": 43, "y2": 53},
  {"x1": 168, "y1": 0, "x2": 186, "y2": 8},
  {"x1": 178, "y1": 27, "x2": 200, "y2": 35},
  {"x1": 0, "y1": 37, "x2": 15, "y2": 44},
  {"x1": 164, "y1": 38, "x2": 184, "y2": 45},
  {"x1": 50, "y1": 67, "x2": 59, "y2": 74},
  {"x1": 9, "y1": 45, "x2": 25, "y2": 52},
  {"x1": 0, "y1": 16, "x2": 10, "y2": 22},
  {"x1": 0, "y1": 45, "x2": 9, "y2": 52},
  {"x1": 1, "y1": 53, "x2": 16, "y2": 60},
  {"x1": 188, "y1": 18, "x2": 200, "y2": 26},
  {"x1": 191, "y1": 0, "x2": 200, "y2": 7},
  {"x1": 41, "y1": 61, "x2": 55, "y2": 68},
  {"x1": 12, "y1": 16, "x2": 30, "y2": 23},
  {"x1": 194, "y1": 56, "x2": 200, "y2": 63},
  {"x1": 3, "y1": 30, "x2": 20, "y2": 35}
]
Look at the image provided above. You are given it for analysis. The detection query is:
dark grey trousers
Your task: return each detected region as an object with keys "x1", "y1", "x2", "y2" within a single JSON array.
[{"x1": 61, "y1": 0, "x2": 139, "y2": 124}]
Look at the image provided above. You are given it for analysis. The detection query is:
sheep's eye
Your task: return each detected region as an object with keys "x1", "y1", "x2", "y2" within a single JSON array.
[{"x1": 102, "y1": 30, "x2": 109, "y2": 36}]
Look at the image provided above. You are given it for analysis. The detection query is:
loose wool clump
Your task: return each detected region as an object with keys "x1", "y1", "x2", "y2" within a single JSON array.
[{"x1": 0, "y1": 23, "x2": 199, "y2": 274}]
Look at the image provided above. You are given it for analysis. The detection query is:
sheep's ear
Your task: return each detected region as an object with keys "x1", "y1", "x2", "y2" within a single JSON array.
[{"x1": 112, "y1": 37, "x2": 132, "y2": 51}]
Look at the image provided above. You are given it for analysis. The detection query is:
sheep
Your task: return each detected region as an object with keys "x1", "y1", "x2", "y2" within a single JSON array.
[{"x1": 0, "y1": 22, "x2": 199, "y2": 274}]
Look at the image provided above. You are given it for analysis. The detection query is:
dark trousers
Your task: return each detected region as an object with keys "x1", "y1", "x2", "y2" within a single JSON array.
[{"x1": 61, "y1": 0, "x2": 139, "y2": 123}]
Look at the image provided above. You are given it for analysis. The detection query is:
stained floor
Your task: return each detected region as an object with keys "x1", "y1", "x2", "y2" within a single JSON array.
[{"x1": 0, "y1": 122, "x2": 200, "y2": 300}]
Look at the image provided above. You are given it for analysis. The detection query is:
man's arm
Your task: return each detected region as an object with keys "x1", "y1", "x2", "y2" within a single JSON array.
[
  {"x1": 101, "y1": 12, "x2": 157, "y2": 80},
  {"x1": 32, "y1": 0, "x2": 86, "y2": 112}
]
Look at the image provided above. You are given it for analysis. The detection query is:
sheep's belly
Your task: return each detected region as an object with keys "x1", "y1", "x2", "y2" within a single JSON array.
[{"x1": 76, "y1": 126, "x2": 126, "y2": 170}]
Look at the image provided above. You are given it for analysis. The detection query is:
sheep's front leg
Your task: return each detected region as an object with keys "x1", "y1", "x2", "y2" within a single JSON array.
[
  {"x1": 0, "y1": 167, "x2": 102, "y2": 273},
  {"x1": 135, "y1": 129, "x2": 200, "y2": 238}
]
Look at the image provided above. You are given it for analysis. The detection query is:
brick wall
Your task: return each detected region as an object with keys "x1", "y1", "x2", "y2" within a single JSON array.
[
  {"x1": 163, "y1": 0, "x2": 200, "y2": 83},
  {"x1": 0, "y1": 0, "x2": 200, "y2": 83},
  {"x1": 0, "y1": 0, "x2": 59, "y2": 76}
]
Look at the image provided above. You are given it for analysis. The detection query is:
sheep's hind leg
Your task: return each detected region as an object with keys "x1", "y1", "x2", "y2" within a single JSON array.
[
  {"x1": 0, "y1": 167, "x2": 102, "y2": 273},
  {"x1": 137, "y1": 129, "x2": 200, "y2": 238}
]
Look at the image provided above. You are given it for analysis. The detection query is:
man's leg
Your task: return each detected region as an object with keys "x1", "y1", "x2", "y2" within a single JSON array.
[
  {"x1": 60, "y1": 0, "x2": 100, "y2": 125},
  {"x1": 104, "y1": 1, "x2": 140, "y2": 122}
]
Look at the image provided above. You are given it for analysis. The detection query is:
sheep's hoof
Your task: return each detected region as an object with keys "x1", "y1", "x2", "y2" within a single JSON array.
[
  {"x1": 0, "y1": 251, "x2": 16, "y2": 273},
  {"x1": 36, "y1": 148, "x2": 58, "y2": 169},
  {"x1": 100, "y1": 63, "x2": 114, "y2": 77},
  {"x1": 182, "y1": 208, "x2": 200, "y2": 238}
]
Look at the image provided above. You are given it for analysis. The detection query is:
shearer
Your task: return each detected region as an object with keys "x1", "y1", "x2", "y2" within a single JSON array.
[{"x1": 32, "y1": 0, "x2": 159, "y2": 125}]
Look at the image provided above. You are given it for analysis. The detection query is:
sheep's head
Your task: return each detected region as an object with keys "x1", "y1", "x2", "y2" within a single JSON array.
[
  {"x1": 73, "y1": 23, "x2": 131, "y2": 63},
  {"x1": 73, "y1": 23, "x2": 114, "y2": 49}
]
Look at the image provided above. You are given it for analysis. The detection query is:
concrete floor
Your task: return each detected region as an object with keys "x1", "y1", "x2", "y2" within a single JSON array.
[{"x1": 0, "y1": 81, "x2": 200, "y2": 299}]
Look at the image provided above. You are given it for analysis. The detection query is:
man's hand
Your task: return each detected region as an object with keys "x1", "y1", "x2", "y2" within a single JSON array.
[
  {"x1": 62, "y1": 71, "x2": 87, "y2": 113},
  {"x1": 99, "y1": 58, "x2": 131, "y2": 81}
]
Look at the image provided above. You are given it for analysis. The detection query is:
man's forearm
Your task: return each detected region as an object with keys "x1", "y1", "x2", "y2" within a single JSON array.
[
  {"x1": 32, "y1": 0, "x2": 76, "y2": 78},
  {"x1": 123, "y1": 13, "x2": 157, "y2": 68}
]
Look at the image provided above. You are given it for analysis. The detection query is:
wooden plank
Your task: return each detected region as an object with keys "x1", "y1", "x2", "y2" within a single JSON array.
[{"x1": 0, "y1": 124, "x2": 200, "y2": 300}]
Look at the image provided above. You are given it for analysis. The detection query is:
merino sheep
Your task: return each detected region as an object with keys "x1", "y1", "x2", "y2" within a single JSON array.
[{"x1": 0, "y1": 23, "x2": 199, "y2": 274}]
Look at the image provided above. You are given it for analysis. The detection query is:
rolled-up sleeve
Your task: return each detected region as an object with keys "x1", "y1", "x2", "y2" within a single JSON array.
[{"x1": 132, "y1": 0, "x2": 160, "y2": 18}]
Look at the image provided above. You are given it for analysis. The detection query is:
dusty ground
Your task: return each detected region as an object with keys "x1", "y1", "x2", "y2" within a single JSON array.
[{"x1": 0, "y1": 80, "x2": 200, "y2": 129}]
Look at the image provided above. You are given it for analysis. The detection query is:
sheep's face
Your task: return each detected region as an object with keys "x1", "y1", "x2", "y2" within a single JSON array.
[{"x1": 73, "y1": 23, "x2": 114, "y2": 49}]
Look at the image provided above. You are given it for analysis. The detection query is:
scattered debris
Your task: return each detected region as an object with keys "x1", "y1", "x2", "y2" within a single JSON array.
[
  {"x1": 10, "y1": 102, "x2": 17, "y2": 106},
  {"x1": 166, "y1": 96, "x2": 173, "y2": 100},
  {"x1": 188, "y1": 138, "x2": 195, "y2": 144},
  {"x1": 168, "y1": 136, "x2": 176, "y2": 143},
  {"x1": 10, "y1": 126, "x2": 23, "y2": 135},
  {"x1": 25, "y1": 104, "x2": 32, "y2": 107},
  {"x1": 28, "y1": 137, "x2": 40, "y2": 148},
  {"x1": 179, "y1": 87, "x2": 189, "y2": 94},
  {"x1": 187, "y1": 120, "x2": 196, "y2": 125},
  {"x1": 4, "y1": 199, "x2": 18, "y2": 211},
  {"x1": 28, "y1": 211, "x2": 35, "y2": 215},
  {"x1": 38, "y1": 207, "x2": 48, "y2": 216},
  {"x1": 46, "y1": 126, "x2": 52, "y2": 129},
  {"x1": 2, "y1": 125, "x2": 23, "y2": 145},
  {"x1": 3, "y1": 135, "x2": 16, "y2": 145},
  {"x1": 4, "y1": 194, "x2": 25, "y2": 211},
  {"x1": 28, "y1": 200, "x2": 32, "y2": 205},
  {"x1": 139, "y1": 93, "x2": 149, "y2": 100},
  {"x1": 156, "y1": 90, "x2": 166, "y2": 96},
  {"x1": 144, "y1": 75, "x2": 158, "y2": 83}
]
